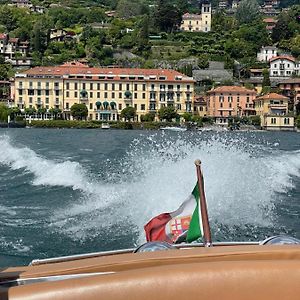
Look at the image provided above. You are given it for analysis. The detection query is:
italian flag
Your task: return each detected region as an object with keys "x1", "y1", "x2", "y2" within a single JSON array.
[{"x1": 144, "y1": 183, "x2": 204, "y2": 244}]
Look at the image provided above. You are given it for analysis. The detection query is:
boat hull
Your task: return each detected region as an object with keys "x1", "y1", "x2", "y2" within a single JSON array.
[{"x1": 0, "y1": 245, "x2": 299, "y2": 299}]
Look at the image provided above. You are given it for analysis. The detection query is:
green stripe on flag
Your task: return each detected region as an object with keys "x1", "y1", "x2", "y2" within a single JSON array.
[{"x1": 186, "y1": 183, "x2": 203, "y2": 243}]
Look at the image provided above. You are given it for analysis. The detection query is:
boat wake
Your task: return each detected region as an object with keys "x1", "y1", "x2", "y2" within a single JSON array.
[{"x1": 0, "y1": 133, "x2": 299, "y2": 246}]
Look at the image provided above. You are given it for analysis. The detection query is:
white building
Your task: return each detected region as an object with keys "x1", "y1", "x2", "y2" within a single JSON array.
[
  {"x1": 257, "y1": 46, "x2": 278, "y2": 62},
  {"x1": 0, "y1": 33, "x2": 32, "y2": 68},
  {"x1": 270, "y1": 56, "x2": 300, "y2": 78}
]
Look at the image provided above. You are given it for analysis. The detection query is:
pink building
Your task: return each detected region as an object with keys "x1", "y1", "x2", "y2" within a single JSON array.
[{"x1": 207, "y1": 86, "x2": 257, "y2": 125}]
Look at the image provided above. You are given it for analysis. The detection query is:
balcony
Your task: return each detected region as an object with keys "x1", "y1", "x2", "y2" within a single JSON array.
[
  {"x1": 149, "y1": 107, "x2": 156, "y2": 112},
  {"x1": 167, "y1": 98, "x2": 174, "y2": 103},
  {"x1": 80, "y1": 89, "x2": 88, "y2": 101},
  {"x1": 150, "y1": 98, "x2": 156, "y2": 102}
]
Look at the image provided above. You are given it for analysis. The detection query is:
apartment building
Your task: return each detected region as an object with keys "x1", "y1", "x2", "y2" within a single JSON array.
[
  {"x1": 207, "y1": 86, "x2": 256, "y2": 125},
  {"x1": 254, "y1": 93, "x2": 294, "y2": 130},
  {"x1": 13, "y1": 62, "x2": 195, "y2": 121},
  {"x1": 180, "y1": 1, "x2": 211, "y2": 32},
  {"x1": 269, "y1": 56, "x2": 300, "y2": 78}
]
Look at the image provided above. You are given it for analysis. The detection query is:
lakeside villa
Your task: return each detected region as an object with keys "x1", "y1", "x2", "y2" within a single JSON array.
[
  {"x1": 254, "y1": 93, "x2": 294, "y2": 131},
  {"x1": 13, "y1": 62, "x2": 195, "y2": 122}
]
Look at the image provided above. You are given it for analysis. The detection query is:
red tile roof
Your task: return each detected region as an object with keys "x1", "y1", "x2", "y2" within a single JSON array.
[
  {"x1": 20, "y1": 63, "x2": 194, "y2": 82},
  {"x1": 263, "y1": 18, "x2": 277, "y2": 23},
  {"x1": 270, "y1": 56, "x2": 296, "y2": 62},
  {"x1": 207, "y1": 86, "x2": 256, "y2": 94},
  {"x1": 255, "y1": 93, "x2": 289, "y2": 101}
]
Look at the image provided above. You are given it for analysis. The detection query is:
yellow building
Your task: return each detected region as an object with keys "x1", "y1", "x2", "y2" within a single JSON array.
[
  {"x1": 14, "y1": 62, "x2": 195, "y2": 121},
  {"x1": 194, "y1": 96, "x2": 208, "y2": 117},
  {"x1": 180, "y1": 2, "x2": 211, "y2": 32},
  {"x1": 254, "y1": 93, "x2": 294, "y2": 131}
]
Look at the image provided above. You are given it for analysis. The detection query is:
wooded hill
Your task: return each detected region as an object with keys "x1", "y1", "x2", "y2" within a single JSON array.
[{"x1": 0, "y1": 0, "x2": 299, "y2": 81}]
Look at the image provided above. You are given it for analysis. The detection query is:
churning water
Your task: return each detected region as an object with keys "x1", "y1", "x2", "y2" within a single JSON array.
[{"x1": 0, "y1": 128, "x2": 299, "y2": 267}]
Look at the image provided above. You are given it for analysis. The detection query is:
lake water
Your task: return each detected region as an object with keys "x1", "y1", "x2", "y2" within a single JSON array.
[{"x1": 0, "y1": 128, "x2": 299, "y2": 267}]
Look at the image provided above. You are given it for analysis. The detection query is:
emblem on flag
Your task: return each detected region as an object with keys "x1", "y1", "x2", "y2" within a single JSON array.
[{"x1": 170, "y1": 216, "x2": 191, "y2": 242}]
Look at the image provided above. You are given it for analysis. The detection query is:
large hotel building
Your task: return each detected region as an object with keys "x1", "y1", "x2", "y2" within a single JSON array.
[{"x1": 13, "y1": 62, "x2": 195, "y2": 121}]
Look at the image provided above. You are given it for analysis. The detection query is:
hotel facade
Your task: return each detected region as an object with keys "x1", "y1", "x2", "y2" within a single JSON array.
[{"x1": 13, "y1": 62, "x2": 195, "y2": 121}]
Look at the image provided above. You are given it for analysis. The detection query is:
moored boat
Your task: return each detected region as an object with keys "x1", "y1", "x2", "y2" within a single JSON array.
[
  {"x1": 101, "y1": 123, "x2": 110, "y2": 129},
  {"x1": 160, "y1": 126, "x2": 187, "y2": 132}
]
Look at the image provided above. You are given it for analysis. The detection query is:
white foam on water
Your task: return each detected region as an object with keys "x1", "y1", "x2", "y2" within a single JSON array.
[{"x1": 0, "y1": 133, "x2": 299, "y2": 243}]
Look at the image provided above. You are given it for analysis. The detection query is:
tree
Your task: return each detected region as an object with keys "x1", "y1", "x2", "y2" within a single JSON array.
[
  {"x1": 49, "y1": 107, "x2": 62, "y2": 120},
  {"x1": 158, "y1": 106, "x2": 178, "y2": 122},
  {"x1": 120, "y1": 106, "x2": 136, "y2": 121},
  {"x1": 182, "y1": 112, "x2": 193, "y2": 122},
  {"x1": 70, "y1": 103, "x2": 88, "y2": 120},
  {"x1": 25, "y1": 107, "x2": 37, "y2": 116},
  {"x1": 262, "y1": 68, "x2": 271, "y2": 89},
  {"x1": 0, "y1": 103, "x2": 9, "y2": 122},
  {"x1": 116, "y1": 0, "x2": 147, "y2": 19},
  {"x1": 154, "y1": 0, "x2": 182, "y2": 32},
  {"x1": 236, "y1": 0, "x2": 260, "y2": 25},
  {"x1": 141, "y1": 112, "x2": 155, "y2": 122}
]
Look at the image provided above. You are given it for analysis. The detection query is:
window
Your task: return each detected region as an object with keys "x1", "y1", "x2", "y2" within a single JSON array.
[
  {"x1": 29, "y1": 97, "x2": 32, "y2": 103},
  {"x1": 97, "y1": 83, "x2": 100, "y2": 90},
  {"x1": 90, "y1": 83, "x2": 93, "y2": 90},
  {"x1": 119, "y1": 83, "x2": 122, "y2": 90},
  {"x1": 143, "y1": 84, "x2": 146, "y2": 91},
  {"x1": 141, "y1": 104, "x2": 145, "y2": 110},
  {"x1": 134, "y1": 84, "x2": 138, "y2": 91},
  {"x1": 74, "y1": 83, "x2": 78, "y2": 90},
  {"x1": 112, "y1": 92, "x2": 115, "y2": 99},
  {"x1": 134, "y1": 104, "x2": 137, "y2": 109},
  {"x1": 112, "y1": 83, "x2": 115, "y2": 91},
  {"x1": 66, "y1": 103, "x2": 69, "y2": 109},
  {"x1": 126, "y1": 83, "x2": 130, "y2": 90},
  {"x1": 119, "y1": 92, "x2": 122, "y2": 98},
  {"x1": 104, "y1": 83, "x2": 108, "y2": 90},
  {"x1": 90, "y1": 92, "x2": 93, "y2": 98},
  {"x1": 55, "y1": 90, "x2": 59, "y2": 96},
  {"x1": 66, "y1": 91, "x2": 69, "y2": 98},
  {"x1": 90, "y1": 103, "x2": 93, "y2": 109},
  {"x1": 97, "y1": 92, "x2": 100, "y2": 98},
  {"x1": 104, "y1": 92, "x2": 107, "y2": 98},
  {"x1": 271, "y1": 118, "x2": 276, "y2": 124},
  {"x1": 82, "y1": 83, "x2": 86, "y2": 90},
  {"x1": 66, "y1": 82, "x2": 70, "y2": 90},
  {"x1": 220, "y1": 102, "x2": 223, "y2": 108},
  {"x1": 75, "y1": 91, "x2": 78, "y2": 97},
  {"x1": 142, "y1": 93, "x2": 146, "y2": 99},
  {"x1": 134, "y1": 93, "x2": 137, "y2": 99},
  {"x1": 45, "y1": 98, "x2": 49, "y2": 104},
  {"x1": 118, "y1": 103, "x2": 122, "y2": 110}
]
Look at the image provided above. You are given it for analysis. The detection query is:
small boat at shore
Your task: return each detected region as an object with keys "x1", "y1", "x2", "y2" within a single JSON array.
[
  {"x1": 160, "y1": 126, "x2": 187, "y2": 132},
  {"x1": 101, "y1": 123, "x2": 110, "y2": 129}
]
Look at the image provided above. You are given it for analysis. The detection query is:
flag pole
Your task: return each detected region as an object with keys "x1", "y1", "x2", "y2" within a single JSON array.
[{"x1": 195, "y1": 159, "x2": 212, "y2": 247}]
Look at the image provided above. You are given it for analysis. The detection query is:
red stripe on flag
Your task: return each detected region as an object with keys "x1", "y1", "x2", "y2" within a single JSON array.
[{"x1": 144, "y1": 213, "x2": 172, "y2": 243}]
